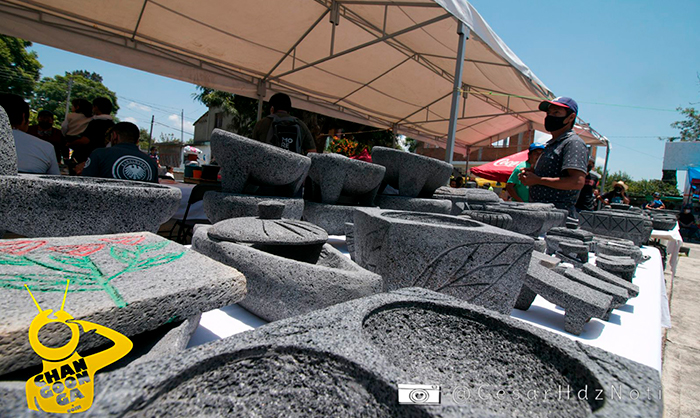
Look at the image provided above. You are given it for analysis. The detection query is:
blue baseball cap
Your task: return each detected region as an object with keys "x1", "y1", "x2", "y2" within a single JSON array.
[
  {"x1": 529, "y1": 143, "x2": 545, "y2": 151},
  {"x1": 539, "y1": 96, "x2": 578, "y2": 115}
]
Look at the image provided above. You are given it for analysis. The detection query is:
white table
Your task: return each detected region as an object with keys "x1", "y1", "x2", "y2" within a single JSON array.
[
  {"x1": 188, "y1": 238, "x2": 669, "y2": 371},
  {"x1": 650, "y1": 225, "x2": 683, "y2": 280}
]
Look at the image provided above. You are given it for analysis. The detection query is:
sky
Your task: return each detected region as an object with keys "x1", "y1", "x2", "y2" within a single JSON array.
[{"x1": 24, "y1": 0, "x2": 700, "y2": 186}]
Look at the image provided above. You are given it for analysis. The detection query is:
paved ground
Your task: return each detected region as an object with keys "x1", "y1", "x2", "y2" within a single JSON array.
[{"x1": 662, "y1": 241, "x2": 700, "y2": 418}]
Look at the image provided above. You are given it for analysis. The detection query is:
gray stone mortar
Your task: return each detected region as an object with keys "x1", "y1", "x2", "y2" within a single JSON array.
[
  {"x1": 581, "y1": 263, "x2": 639, "y2": 298},
  {"x1": 0, "y1": 175, "x2": 180, "y2": 237},
  {"x1": 302, "y1": 201, "x2": 364, "y2": 235},
  {"x1": 484, "y1": 203, "x2": 567, "y2": 237},
  {"x1": 579, "y1": 210, "x2": 652, "y2": 246},
  {"x1": 0, "y1": 106, "x2": 17, "y2": 175},
  {"x1": 595, "y1": 254, "x2": 638, "y2": 282},
  {"x1": 376, "y1": 194, "x2": 452, "y2": 214},
  {"x1": 432, "y1": 187, "x2": 501, "y2": 215},
  {"x1": 203, "y1": 191, "x2": 304, "y2": 222},
  {"x1": 596, "y1": 241, "x2": 644, "y2": 265},
  {"x1": 371, "y1": 146, "x2": 453, "y2": 198},
  {"x1": 305, "y1": 153, "x2": 385, "y2": 205},
  {"x1": 211, "y1": 129, "x2": 310, "y2": 196},
  {"x1": 352, "y1": 207, "x2": 533, "y2": 314}
]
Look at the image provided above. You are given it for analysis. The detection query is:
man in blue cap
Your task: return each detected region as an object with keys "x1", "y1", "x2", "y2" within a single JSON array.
[
  {"x1": 519, "y1": 97, "x2": 588, "y2": 216},
  {"x1": 506, "y1": 142, "x2": 545, "y2": 202}
]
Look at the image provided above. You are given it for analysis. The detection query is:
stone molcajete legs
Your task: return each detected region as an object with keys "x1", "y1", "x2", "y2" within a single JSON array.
[
  {"x1": 72, "y1": 289, "x2": 660, "y2": 417},
  {"x1": 352, "y1": 207, "x2": 534, "y2": 314}
]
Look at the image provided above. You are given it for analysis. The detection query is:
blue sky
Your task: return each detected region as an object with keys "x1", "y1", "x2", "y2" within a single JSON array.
[{"x1": 27, "y1": 0, "x2": 699, "y2": 186}]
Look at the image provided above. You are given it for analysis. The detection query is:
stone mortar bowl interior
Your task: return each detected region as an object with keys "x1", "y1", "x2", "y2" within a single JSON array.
[
  {"x1": 484, "y1": 204, "x2": 567, "y2": 237},
  {"x1": 0, "y1": 174, "x2": 180, "y2": 237},
  {"x1": 81, "y1": 288, "x2": 661, "y2": 417},
  {"x1": 371, "y1": 146, "x2": 453, "y2": 198},
  {"x1": 306, "y1": 153, "x2": 386, "y2": 205},
  {"x1": 211, "y1": 129, "x2": 310, "y2": 196}
]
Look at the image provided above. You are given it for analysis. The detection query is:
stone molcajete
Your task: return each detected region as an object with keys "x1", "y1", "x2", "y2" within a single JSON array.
[
  {"x1": 203, "y1": 129, "x2": 311, "y2": 221},
  {"x1": 433, "y1": 187, "x2": 501, "y2": 215},
  {"x1": 351, "y1": 207, "x2": 534, "y2": 314},
  {"x1": 0, "y1": 232, "x2": 246, "y2": 376},
  {"x1": 485, "y1": 202, "x2": 567, "y2": 237},
  {"x1": 59, "y1": 289, "x2": 661, "y2": 417},
  {"x1": 579, "y1": 210, "x2": 652, "y2": 246},
  {"x1": 0, "y1": 107, "x2": 180, "y2": 237},
  {"x1": 371, "y1": 146, "x2": 453, "y2": 214},
  {"x1": 193, "y1": 202, "x2": 382, "y2": 321},
  {"x1": 302, "y1": 153, "x2": 385, "y2": 234}
]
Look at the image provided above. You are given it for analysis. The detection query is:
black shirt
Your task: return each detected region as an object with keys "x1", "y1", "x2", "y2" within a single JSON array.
[
  {"x1": 73, "y1": 118, "x2": 115, "y2": 163},
  {"x1": 82, "y1": 143, "x2": 159, "y2": 183},
  {"x1": 576, "y1": 170, "x2": 601, "y2": 211},
  {"x1": 530, "y1": 130, "x2": 588, "y2": 210}
]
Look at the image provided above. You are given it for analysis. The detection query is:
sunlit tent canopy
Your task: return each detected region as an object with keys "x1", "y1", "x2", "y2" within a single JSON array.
[{"x1": 0, "y1": 0, "x2": 607, "y2": 158}]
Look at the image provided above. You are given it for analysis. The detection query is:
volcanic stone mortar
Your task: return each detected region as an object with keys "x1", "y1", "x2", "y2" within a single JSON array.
[
  {"x1": 0, "y1": 107, "x2": 17, "y2": 175},
  {"x1": 56, "y1": 288, "x2": 662, "y2": 417},
  {"x1": 192, "y1": 212, "x2": 382, "y2": 322},
  {"x1": 485, "y1": 203, "x2": 567, "y2": 237},
  {"x1": 371, "y1": 146, "x2": 453, "y2": 198},
  {"x1": 0, "y1": 232, "x2": 246, "y2": 376},
  {"x1": 211, "y1": 129, "x2": 310, "y2": 196},
  {"x1": 203, "y1": 191, "x2": 304, "y2": 222},
  {"x1": 0, "y1": 175, "x2": 180, "y2": 237},
  {"x1": 352, "y1": 207, "x2": 534, "y2": 314},
  {"x1": 305, "y1": 153, "x2": 385, "y2": 205},
  {"x1": 375, "y1": 194, "x2": 452, "y2": 214},
  {"x1": 579, "y1": 210, "x2": 652, "y2": 246},
  {"x1": 432, "y1": 187, "x2": 501, "y2": 214},
  {"x1": 302, "y1": 201, "x2": 364, "y2": 234}
]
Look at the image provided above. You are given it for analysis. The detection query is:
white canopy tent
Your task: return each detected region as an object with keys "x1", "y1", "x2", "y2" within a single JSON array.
[{"x1": 0, "y1": 0, "x2": 606, "y2": 160}]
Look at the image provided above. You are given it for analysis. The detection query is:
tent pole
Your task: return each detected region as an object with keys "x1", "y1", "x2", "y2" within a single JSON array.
[
  {"x1": 256, "y1": 80, "x2": 266, "y2": 120},
  {"x1": 445, "y1": 21, "x2": 468, "y2": 164},
  {"x1": 598, "y1": 138, "x2": 611, "y2": 209}
]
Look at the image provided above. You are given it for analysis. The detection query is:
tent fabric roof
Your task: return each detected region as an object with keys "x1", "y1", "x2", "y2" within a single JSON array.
[{"x1": 0, "y1": 0, "x2": 606, "y2": 152}]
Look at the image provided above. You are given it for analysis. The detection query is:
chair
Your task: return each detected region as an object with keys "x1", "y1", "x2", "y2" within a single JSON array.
[{"x1": 168, "y1": 183, "x2": 221, "y2": 244}]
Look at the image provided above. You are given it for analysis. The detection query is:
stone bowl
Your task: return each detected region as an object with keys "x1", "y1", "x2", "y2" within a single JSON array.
[
  {"x1": 203, "y1": 191, "x2": 304, "y2": 222},
  {"x1": 375, "y1": 194, "x2": 452, "y2": 214},
  {"x1": 0, "y1": 174, "x2": 180, "y2": 237},
  {"x1": 371, "y1": 146, "x2": 453, "y2": 198},
  {"x1": 352, "y1": 207, "x2": 534, "y2": 314},
  {"x1": 211, "y1": 129, "x2": 311, "y2": 196},
  {"x1": 484, "y1": 204, "x2": 567, "y2": 237},
  {"x1": 78, "y1": 288, "x2": 661, "y2": 417},
  {"x1": 432, "y1": 187, "x2": 501, "y2": 214},
  {"x1": 192, "y1": 226, "x2": 382, "y2": 322},
  {"x1": 306, "y1": 153, "x2": 386, "y2": 205}
]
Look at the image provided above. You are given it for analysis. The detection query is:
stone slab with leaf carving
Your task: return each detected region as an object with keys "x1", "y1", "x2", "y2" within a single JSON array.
[
  {"x1": 352, "y1": 208, "x2": 534, "y2": 314},
  {"x1": 0, "y1": 232, "x2": 246, "y2": 376}
]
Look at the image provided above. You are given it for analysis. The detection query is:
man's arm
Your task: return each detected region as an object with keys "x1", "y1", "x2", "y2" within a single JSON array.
[
  {"x1": 519, "y1": 168, "x2": 586, "y2": 190},
  {"x1": 505, "y1": 183, "x2": 523, "y2": 202}
]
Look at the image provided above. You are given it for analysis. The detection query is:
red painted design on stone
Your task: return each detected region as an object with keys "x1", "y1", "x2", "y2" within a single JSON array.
[
  {"x1": 98, "y1": 236, "x2": 146, "y2": 245},
  {"x1": 48, "y1": 244, "x2": 106, "y2": 256},
  {"x1": 0, "y1": 240, "x2": 48, "y2": 255}
]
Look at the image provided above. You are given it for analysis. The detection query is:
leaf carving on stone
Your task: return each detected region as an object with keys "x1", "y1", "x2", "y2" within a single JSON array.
[{"x1": 411, "y1": 242, "x2": 532, "y2": 301}]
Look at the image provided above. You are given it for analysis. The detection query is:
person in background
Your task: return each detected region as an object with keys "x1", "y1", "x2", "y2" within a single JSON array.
[
  {"x1": 506, "y1": 143, "x2": 545, "y2": 202},
  {"x1": 644, "y1": 192, "x2": 666, "y2": 209},
  {"x1": 251, "y1": 93, "x2": 316, "y2": 155},
  {"x1": 67, "y1": 97, "x2": 115, "y2": 166},
  {"x1": 61, "y1": 98, "x2": 93, "y2": 139},
  {"x1": 575, "y1": 158, "x2": 601, "y2": 212},
  {"x1": 520, "y1": 97, "x2": 587, "y2": 217},
  {"x1": 27, "y1": 110, "x2": 65, "y2": 164},
  {"x1": 599, "y1": 181, "x2": 630, "y2": 205},
  {"x1": 678, "y1": 205, "x2": 699, "y2": 241},
  {"x1": 0, "y1": 93, "x2": 59, "y2": 175},
  {"x1": 81, "y1": 122, "x2": 158, "y2": 183},
  {"x1": 449, "y1": 177, "x2": 457, "y2": 188},
  {"x1": 149, "y1": 146, "x2": 160, "y2": 167}
]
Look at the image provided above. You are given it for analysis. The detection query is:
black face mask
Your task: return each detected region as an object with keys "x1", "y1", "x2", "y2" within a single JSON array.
[{"x1": 544, "y1": 115, "x2": 569, "y2": 132}]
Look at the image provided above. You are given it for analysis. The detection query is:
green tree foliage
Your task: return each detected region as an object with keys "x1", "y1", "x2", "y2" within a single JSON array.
[
  {"x1": 139, "y1": 128, "x2": 152, "y2": 150},
  {"x1": 193, "y1": 87, "x2": 258, "y2": 137},
  {"x1": 593, "y1": 168, "x2": 679, "y2": 197},
  {"x1": 0, "y1": 35, "x2": 42, "y2": 97},
  {"x1": 31, "y1": 70, "x2": 118, "y2": 122},
  {"x1": 666, "y1": 107, "x2": 700, "y2": 142}
]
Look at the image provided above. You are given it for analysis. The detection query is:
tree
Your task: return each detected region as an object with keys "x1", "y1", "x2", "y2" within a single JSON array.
[
  {"x1": 0, "y1": 35, "x2": 42, "y2": 97},
  {"x1": 193, "y1": 87, "x2": 258, "y2": 137},
  {"x1": 31, "y1": 70, "x2": 119, "y2": 122},
  {"x1": 139, "y1": 128, "x2": 152, "y2": 150}
]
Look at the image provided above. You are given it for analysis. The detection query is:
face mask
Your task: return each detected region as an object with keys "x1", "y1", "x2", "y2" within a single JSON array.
[
  {"x1": 38, "y1": 121, "x2": 52, "y2": 129},
  {"x1": 684, "y1": 210, "x2": 691, "y2": 213},
  {"x1": 544, "y1": 115, "x2": 568, "y2": 132}
]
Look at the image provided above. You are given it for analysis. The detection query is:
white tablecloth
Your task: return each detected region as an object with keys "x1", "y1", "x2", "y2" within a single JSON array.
[
  {"x1": 650, "y1": 225, "x2": 683, "y2": 280},
  {"x1": 165, "y1": 182, "x2": 208, "y2": 221},
  {"x1": 188, "y1": 238, "x2": 668, "y2": 371}
]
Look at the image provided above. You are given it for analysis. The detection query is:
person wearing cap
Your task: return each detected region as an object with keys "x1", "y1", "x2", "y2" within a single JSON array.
[
  {"x1": 519, "y1": 97, "x2": 588, "y2": 216},
  {"x1": 506, "y1": 143, "x2": 545, "y2": 202},
  {"x1": 644, "y1": 192, "x2": 665, "y2": 209},
  {"x1": 599, "y1": 181, "x2": 630, "y2": 205},
  {"x1": 575, "y1": 158, "x2": 601, "y2": 212}
]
